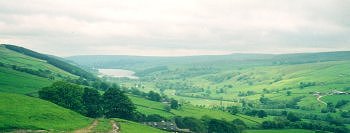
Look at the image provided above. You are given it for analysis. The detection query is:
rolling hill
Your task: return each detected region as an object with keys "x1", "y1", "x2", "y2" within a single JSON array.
[
  {"x1": 1, "y1": 44, "x2": 349, "y2": 132},
  {"x1": 0, "y1": 45, "x2": 168, "y2": 132},
  {"x1": 0, "y1": 44, "x2": 97, "y2": 94},
  {"x1": 68, "y1": 50, "x2": 350, "y2": 132},
  {"x1": 0, "y1": 92, "x2": 92, "y2": 131}
]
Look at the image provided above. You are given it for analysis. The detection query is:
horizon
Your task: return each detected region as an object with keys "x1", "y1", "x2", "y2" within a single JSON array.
[{"x1": 3, "y1": 43, "x2": 350, "y2": 58}]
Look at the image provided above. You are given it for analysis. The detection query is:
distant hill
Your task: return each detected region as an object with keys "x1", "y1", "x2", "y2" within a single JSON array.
[{"x1": 67, "y1": 51, "x2": 350, "y2": 71}]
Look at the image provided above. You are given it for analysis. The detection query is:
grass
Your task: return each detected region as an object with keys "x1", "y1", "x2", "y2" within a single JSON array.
[
  {"x1": 114, "y1": 118, "x2": 168, "y2": 133},
  {"x1": 0, "y1": 92, "x2": 92, "y2": 131},
  {"x1": 122, "y1": 60, "x2": 350, "y2": 120},
  {"x1": 0, "y1": 45, "x2": 80, "y2": 94},
  {"x1": 129, "y1": 95, "x2": 262, "y2": 128},
  {"x1": 0, "y1": 46, "x2": 74, "y2": 77},
  {"x1": 0, "y1": 67, "x2": 53, "y2": 94},
  {"x1": 245, "y1": 129, "x2": 315, "y2": 133}
]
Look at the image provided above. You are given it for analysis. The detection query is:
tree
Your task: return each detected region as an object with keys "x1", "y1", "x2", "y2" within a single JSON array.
[
  {"x1": 39, "y1": 81, "x2": 86, "y2": 114},
  {"x1": 232, "y1": 119, "x2": 247, "y2": 128},
  {"x1": 257, "y1": 110, "x2": 267, "y2": 118},
  {"x1": 208, "y1": 119, "x2": 240, "y2": 133},
  {"x1": 259, "y1": 96, "x2": 270, "y2": 104},
  {"x1": 183, "y1": 117, "x2": 207, "y2": 133},
  {"x1": 287, "y1": 112, "x2": 300, "y2": 122},
  {"x1": 83, "y1": 87, "x2": 102, "y2": 118},
  {"x1": 227, "y1": 106, "x2": 239, "y2": 115},
  {"x1": 145, "y1": 114, "x2": 166, "y2": 122},
  {"x1": 147, "y1": 91, "x2": 161, "y2": 102},
  {"x1": 326, "y1": 102, "x2": 336, "y2": 113},
  {"x1": 170, "y1": 98, "x2": 179, "y2": 109},
  {"x1": 287, "y1": 91, "x2": 292, "y2": 96},
  {"x1": 335, "y1": 100, "x2": 349, "y2": 108},
  {"x1": 100, "y1": 82, "x2": 110, "y2": 91},
  {"x1": 103, "y1": 87, "x2": 136, "y2": 119}
]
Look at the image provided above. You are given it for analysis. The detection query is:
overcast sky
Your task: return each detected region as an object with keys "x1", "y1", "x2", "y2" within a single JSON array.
[{"x1": 0, "y1": 0, "x2": 349, "y2": 56}]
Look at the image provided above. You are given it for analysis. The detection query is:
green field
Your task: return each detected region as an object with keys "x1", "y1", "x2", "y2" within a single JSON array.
[
  {"x1": 0, "y1": 92, "x2": 92, "y2": 131},
  {"x1": 0, "y1": 46, "x2": 80, "y2": 94},
  {"x1": 0, "y1": 46, "x2": 74, "y2": 78},
  {"x1": 73, "y1": 52, "x2": 350, "y2": 132},
  {"x1": 129, "y1": 95, "x2": 263, "y2": 128},
  {"x1": 0, "y1": 67, "x2": 53, "y2": 94}
]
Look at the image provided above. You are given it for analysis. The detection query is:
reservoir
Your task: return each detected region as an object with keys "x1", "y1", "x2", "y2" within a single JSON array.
[{"x1": 98, "y1": 69, "x2": 139, "y2": 79}]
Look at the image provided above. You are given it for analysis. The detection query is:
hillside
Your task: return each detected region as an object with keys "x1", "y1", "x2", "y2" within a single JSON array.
[
  {"x1": 0, "y1": 45, "x2": 176, "y2": 132},
  {"x1": 0, "y1": 44, "x2": 98, "y2": 94},
  {"x1": 129, "y1": 95, "x2": 263, "y2": 128},
  {"x1": 0, "y1": 92, "x2": 92, "y2": 131},
  {"x1": 1, "y1": 44, "x2": 349, "y2": 132}
]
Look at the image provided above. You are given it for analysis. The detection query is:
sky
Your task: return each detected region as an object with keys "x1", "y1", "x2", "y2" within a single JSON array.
[{"x1": 0, "y1": 0, "x2": 349, "y2": 56}]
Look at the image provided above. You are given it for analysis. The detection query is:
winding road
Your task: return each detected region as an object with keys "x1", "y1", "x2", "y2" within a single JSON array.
[
  {"x1": 74, "y1": 119, "x2": 99, "y2": 133},
  {"x1": 316, "y1": 95, "x2": 327, "y2": 105}
]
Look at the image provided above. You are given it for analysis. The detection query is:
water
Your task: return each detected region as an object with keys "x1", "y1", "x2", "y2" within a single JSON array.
[{"x1": 98, "y1": 69, "x2": 139, "y2": 79}]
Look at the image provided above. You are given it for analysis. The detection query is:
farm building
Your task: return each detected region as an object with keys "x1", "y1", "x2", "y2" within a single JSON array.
[{"x1": 143, "y1": 121, "x2": 191, "y2": 132}]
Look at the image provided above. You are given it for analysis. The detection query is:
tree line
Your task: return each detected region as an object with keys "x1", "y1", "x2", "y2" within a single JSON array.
[
  {"x1": 127, "y1": 87, "x2": 180, "y2": 109},
  {"x1": 39, "y1": 81, "x2": 135, "y2": 119},
  {"x1": 174, "y1": 116, "x2": 246, "y2": 133}
]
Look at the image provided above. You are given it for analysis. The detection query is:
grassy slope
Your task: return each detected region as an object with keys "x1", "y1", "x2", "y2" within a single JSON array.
[
  {"x1": 128, "y1": 61, "x2": 350, "y2": 112},
  {"x1": 0, "y1": 46, "x2": 74, "y2": 77},
  {"x1": 0, "y1": 92, "x2": 92, "y2": 131},
  {"x1": 0, "y1": 67, "x2": 52, "y2": 94},
  {"x1": 114, "y1": 118, "x2": 167, "y2": 133},
  {"x1": 321, "y1": 95, "x2": 350, "y2": 110},
  {"x1": 129, "y1": 95, "x2": 262, "y2": 128},
  {"x1": 0, "y1": 46, "x2": 77, "y2": 94}
]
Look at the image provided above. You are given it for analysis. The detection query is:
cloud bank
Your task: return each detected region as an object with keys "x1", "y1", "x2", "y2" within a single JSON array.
[{"x1": 0, "y1": 0, "x2": 349, "y2": 56}]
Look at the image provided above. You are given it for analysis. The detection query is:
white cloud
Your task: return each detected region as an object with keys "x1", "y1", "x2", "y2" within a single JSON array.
[{"x1": 0, "y1": 0, "x2": 349, "y2": 56}]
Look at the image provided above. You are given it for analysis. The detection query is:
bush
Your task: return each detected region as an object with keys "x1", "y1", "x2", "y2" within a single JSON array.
[
  {"x1": 287, "y1": 113, "x2": 301, "y2": 122},
  {"x1": 103, "y1": 87, "x2": 136, "y2": 119}
]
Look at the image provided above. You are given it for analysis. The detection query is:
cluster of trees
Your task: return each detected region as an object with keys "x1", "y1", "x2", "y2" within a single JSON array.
[
  {"x1": 39, "y1": 81, "x2": 136, "y2": 119},
  {"x1": 4, "y1": 44, "x2": 96, "y2": 80},
  {"x1": 225, "y1": 105, "x2": 268, "y2": 118},
  {"x1": 67, "y1": 77, "x2": 116, "y2": 91},
  {"x1": 0, "y1": 62, "x2": 56, "y2": 79},
  {"x1": 299, "y1": 82, "x2": 316, "y2": 89},
  {"x1": 175, "y1": 116, "x2": 246, "y2": 133},
  {"x1": 335, "y1": 100, "x2": 350, "y2": 108},
  {"x1": 206, "y1": 73, "x2": 233, "y2": 83},
  {"x1": 257, "y1": 95, "x2": 303, "y2": 109},
  {"x1": 155, "y1": 81, "x2": 204, "y2": 94},
  {"x1": 262, "y1": 117, "x2": 348, "y2": 133},
  {"x1": 243, "y1": 109, "x2": 267, "y2": 118},
  {"x1": 238, "y1": 91, "x2": 256, "y2": 97},
  {"x1": 10, "y1": 65, "x2": 55, "y2": 79},
  {"x1": 127, "y1": 88, "x2": 180, "y2": 110},
  {"x1": 321, "y1": 102, "x2": 337, "y2": 113},
  {"x1": 341, "y1": 110, "x2": 350, "y2": 118}
]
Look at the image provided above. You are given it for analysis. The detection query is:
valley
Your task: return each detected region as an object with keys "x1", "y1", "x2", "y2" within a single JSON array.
[{"x1": 0, "y1": 44, "x2": 349, "y2": 133}]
